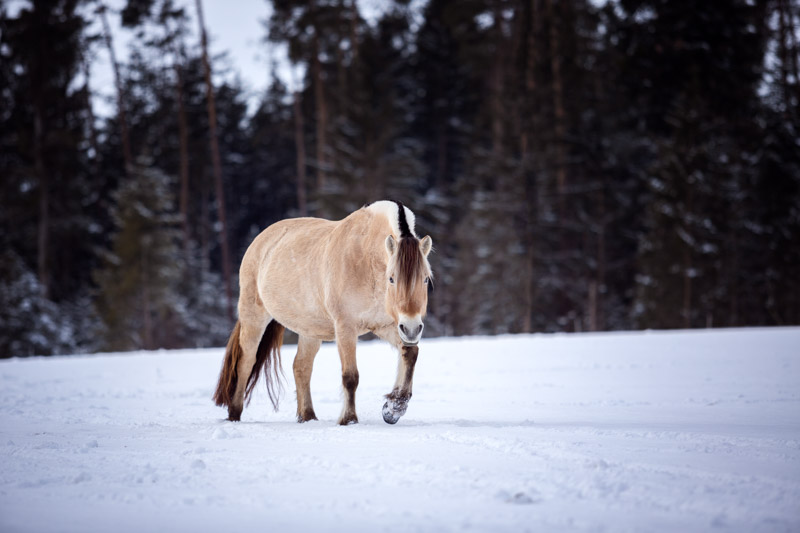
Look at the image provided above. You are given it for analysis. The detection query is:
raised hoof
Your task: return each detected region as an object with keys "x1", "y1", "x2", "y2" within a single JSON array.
[
  {"x1": 382, "y1": 402, "x2": 400, "y2": 424},
  {"x1": 382, "y1": 394, "x2": 410, "y2": 425},
  {"x1": 227, "y1": 405, "x2": 242, "y2": 422}
]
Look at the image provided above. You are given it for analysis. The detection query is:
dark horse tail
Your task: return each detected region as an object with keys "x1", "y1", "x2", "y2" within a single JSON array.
[{"x1": 213, "y1": 320, "x2": 285, "y2": 418}]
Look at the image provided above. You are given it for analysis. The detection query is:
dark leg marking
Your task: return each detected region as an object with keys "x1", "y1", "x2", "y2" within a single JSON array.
[
  {"x1": 402, "y1": 345, "x2": 418, "y2": 383},
  {"x1": 343, "y1": 371, "x2": 360, "y2": 393},
  {"x1": 297, "y1": 406, "x2": 318, "y2": 423},
  {"x1": 340, "y1": 371, "x2": 359, "y2": 425},
  {"x1": 228, "y1": 404, "x2": 243, "y2": 422},
  {"x1": 382, "y1": 346, "x2": 419, "y2": 424}
]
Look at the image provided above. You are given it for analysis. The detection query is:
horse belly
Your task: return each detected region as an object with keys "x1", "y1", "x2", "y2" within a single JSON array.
[{"x1": 275, "y1": 312, "x2": 336, "y2": 342}]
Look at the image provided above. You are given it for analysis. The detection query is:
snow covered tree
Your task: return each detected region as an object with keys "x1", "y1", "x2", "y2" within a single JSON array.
[{"x1": 94, "y1": 164, "x2": 184, "y2": 351}]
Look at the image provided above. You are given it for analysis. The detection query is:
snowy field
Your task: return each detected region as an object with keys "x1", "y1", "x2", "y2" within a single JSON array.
[{"x1": 1, "y1": 328, "x2": 799, "y2": 532}]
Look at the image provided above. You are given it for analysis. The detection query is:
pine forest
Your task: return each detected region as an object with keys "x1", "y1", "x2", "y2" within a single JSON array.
[{"x1": 1, "y1": 0, "x2": 799, "y2": 356}]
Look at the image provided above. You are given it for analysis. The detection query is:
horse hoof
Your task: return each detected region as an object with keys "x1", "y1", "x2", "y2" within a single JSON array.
[
  {"x1": 227, "y1": 405, "x2": 242, "y2": 422},
  {"x1": 382, "y1": 401, "x2": 402, "y2": 424},
  {"x1": 338, "y1": 412, "x2": 359, "y2": 425}
]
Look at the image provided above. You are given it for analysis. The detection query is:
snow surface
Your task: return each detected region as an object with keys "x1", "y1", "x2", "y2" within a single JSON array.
[{"x1": 1, "y1": 328, "x2": 799, "y2": 532}]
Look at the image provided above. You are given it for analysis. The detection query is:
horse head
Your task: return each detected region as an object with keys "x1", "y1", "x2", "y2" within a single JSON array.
[{"x1": 384, "y1": 233, "x2": 433, "y2": 346}]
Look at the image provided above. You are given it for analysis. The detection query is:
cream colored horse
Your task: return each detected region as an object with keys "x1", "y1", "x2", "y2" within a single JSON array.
[{"x1": 213, "y1": 200, "x2": 433, "y2": 425}]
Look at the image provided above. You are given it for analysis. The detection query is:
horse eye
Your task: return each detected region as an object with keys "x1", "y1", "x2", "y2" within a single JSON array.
[
  {"x1": 424, "y1": 277, "x2": 430, "y2": 284},
  {"x1": 389, "y1": 277, "x2": 394, "y2": 284}
]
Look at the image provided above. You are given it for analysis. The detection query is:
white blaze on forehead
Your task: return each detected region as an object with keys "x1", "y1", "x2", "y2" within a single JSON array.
[{"x1": 367, "y1": 200, "x2": 417, "y2": 238}]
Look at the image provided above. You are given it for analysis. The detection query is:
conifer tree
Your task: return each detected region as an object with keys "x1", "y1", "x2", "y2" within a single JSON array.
[{"x1": 94, "y1": 164, "x2": 183, "y2": 351}]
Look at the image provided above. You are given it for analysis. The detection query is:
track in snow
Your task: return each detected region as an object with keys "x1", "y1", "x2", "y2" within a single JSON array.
[{"x1": 1, "y1": 328, "x2": 799, "y2": 532}]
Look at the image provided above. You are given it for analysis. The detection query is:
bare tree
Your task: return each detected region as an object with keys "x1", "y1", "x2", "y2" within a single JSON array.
[
  {"x1": 312, "y1": 31, "x2": 329, "y2": 196},
  {"x1": 195, "y1": 0, "x2": 233, "y2": 323},
  {"x1": 171, "y1": 33, "x2": 191, "y2": 262},
  {"x1": 293, "y1": 91, "x2": 308, "y2": 216},
  {"x1": 98, "y1": 3, "x2": 133, "y2": 173},
  {"x1": 544, "y1": 0, "x2": 567, "y2": 221}
]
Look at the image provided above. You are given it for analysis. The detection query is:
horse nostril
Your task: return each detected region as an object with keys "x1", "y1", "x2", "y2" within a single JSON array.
[
  {"x1": 416, "y1": 324, "x2": 424, "y2": 336},
  {"x1": 399, "y1": 324, "x2": 408, "y2": 335}
]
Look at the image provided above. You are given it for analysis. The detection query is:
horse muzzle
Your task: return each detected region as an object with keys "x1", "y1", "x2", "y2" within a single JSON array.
[{"x1": 398, "y1": 317, "x2": 424, "y2": 346}]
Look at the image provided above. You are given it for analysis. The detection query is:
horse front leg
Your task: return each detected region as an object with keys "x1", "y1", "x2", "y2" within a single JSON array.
[
  {"x1": 335, "y1": 326, "x2": 359, "y2": 425},
  {"x1": 382, "y1": 345, "x2": 419, "y2": 425}
]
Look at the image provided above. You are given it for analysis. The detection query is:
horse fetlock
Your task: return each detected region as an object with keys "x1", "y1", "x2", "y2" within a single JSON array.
[
  {"x1": 297, "y1": 408, "x2": 318, "y2": 423},
  {"x1": 338, "y1": 411, "x2": 359, "y2": 425},
  {"x1": 227, "y1": 404, "x2": 243, "y2": 422}
]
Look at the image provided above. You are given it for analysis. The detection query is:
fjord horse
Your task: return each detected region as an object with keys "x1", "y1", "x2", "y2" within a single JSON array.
[{"x1": 213, "y1": 201, "x2": 433, "y2": 425}]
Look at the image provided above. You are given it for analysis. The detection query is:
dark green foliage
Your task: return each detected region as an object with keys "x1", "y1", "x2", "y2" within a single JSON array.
[
  {"x1": 1, "y1": 0, "x2": 799, "y2": 356},
  {"x1": 93, "y1": 164, "x2": 183, "y2": 351}
]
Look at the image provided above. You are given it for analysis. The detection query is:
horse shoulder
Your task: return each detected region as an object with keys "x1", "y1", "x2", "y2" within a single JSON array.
[{"x1": 321, "y1": 212, "x2": 392, "y2": 331}]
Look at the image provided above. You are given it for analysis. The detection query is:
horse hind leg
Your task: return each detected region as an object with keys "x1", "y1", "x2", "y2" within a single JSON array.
[
  {"x1": 294, "y1": 335, "x2": 321, "y2": 422},
  {"x1": 213, "y1": 313, "x2": 269, "y2": 421},
  {"x1": 230, "y1": 317, "x2": 272, "y2": 420}
]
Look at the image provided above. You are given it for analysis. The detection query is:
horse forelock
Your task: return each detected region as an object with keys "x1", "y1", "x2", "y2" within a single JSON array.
[
  {"x1": 367, "y1": 199, "x2": 428, "y2": 304},
  {"x1": 393, "y1": 235, "x2": 428, "y2": 298}
]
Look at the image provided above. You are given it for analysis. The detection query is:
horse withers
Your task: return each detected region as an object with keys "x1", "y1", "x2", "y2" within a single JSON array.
[{"x1": 213, "y1": 200, "x2": 433, "y2": 425}]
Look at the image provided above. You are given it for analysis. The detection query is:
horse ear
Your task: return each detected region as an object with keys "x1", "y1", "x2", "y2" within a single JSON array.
[
  {"x1": 385, "y1": 235, "x2": 397, "y2": 256},
  {"x1": 419, "y1": 235, "x2": 433, "y2": 256}
]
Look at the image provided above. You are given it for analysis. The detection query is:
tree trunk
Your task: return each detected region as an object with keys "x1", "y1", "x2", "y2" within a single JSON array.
[
  {"x1": 490, "y1": 2, "x2": 504, "y2": 156},
  {"x1": 175, "y1": 55, "x2": 191, "y2": 262},
  {"x1": 682, "y1": 182, "x2": 693, "y2": 328},
  {"x1": 519, "y1": 0, "x2": 539, "y2": 333},
  {"x1": 788, "y1": 3, "x2": 800, "y2": 106},
  {"x1": 99, "y1": 3, "x2": 133, "y2": 174},
  {"x1": 779, "y1": 0, "x2": 800, "y2": 108},
  {"x1": 729, "y1": 227, "x2": 739, "y2": 327},
  {"x1": 200, "y1": 167, "x2": 210, "y2": 271},
  {"x1": 34, "y1": 107, "x2": 49, "y2": 299},
  {"x1": 436, "y1": 124, "x2": 447, "y2": 188},
  {"x1": 544, "y1": 0, "x2": 567, "y2": 220},
  {"x1": 80, "y1": 55, "x2": 101, "y2": 169},
  {"x1": 349, "y1": 0, "x2": 359, "y2": 65},
  {"x1": 683, "y1": 244, "x2": 693, "y2": 329},
  {"x1": 293, "y1": 91, "x2": 308, "y2": 216},
  {"x1": 141, "y1": 251, "x2": 153, "y2": 350},
  {"x1": 588, "y1": 281, "x2": 598, "y2": 331},
  {"x1": 596, "y1": 188, "x2": 606, "y2": 331},
  {"x1": 312, "y1": 32, "x2": 328, "y2": 196},
  {"x1": 196, "y1": 0, "x2": 234, "y2": 324},
  {"x1": 777, "y1": 0, "x2": 793, "y2": 110},
  {"x1": 336, "y1": 0, "x2": 349, "y2": 109}
]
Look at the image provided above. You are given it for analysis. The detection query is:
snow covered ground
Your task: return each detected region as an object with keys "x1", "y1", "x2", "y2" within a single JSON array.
[{"x1": 1, "y1": 328, "x2": 799, "y2": 532}]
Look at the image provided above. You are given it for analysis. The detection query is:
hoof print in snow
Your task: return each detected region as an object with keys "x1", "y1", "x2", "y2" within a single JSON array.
[
  {"x1": 496, "y1": 490, "x2": 539, "y2": 505},
  {"x1": 72, "y1": 472, "x2": 91, "y2": 484},
  {"x1": 212, "y1": 427, "x2": 240, "y2": 440}
]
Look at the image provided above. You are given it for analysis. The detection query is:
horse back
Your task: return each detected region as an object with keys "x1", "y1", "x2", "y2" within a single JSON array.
[{"x1": 239, "y1": 210, "x2": 392, "y2": 339}]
